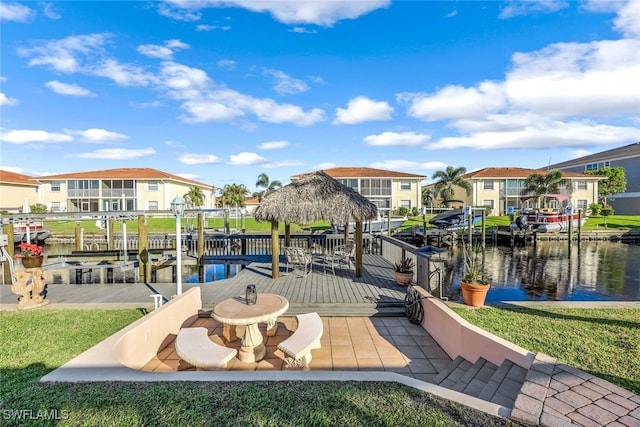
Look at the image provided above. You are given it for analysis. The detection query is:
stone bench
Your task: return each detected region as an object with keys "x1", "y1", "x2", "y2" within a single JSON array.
[
  {"x1": 278, "y1": 312, "x2": 323, "y2": 369},
  {"x1": 175, "y1": 327, "x2": 237, "y2": 371}
]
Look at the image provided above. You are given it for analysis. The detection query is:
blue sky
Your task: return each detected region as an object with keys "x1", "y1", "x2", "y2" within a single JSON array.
[{"x1": 1, "y1": 0, "x2": 639, "y2": 193}]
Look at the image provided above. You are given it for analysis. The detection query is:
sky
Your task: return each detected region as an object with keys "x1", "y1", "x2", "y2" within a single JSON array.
[{"x1": 1, "y1": 0, "x2": 640, "y2": 194}]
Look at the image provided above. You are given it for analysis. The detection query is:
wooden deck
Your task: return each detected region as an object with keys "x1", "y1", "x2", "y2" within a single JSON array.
[{"x1": 0, "y1": 255, "x2": 409, "y2": 316}]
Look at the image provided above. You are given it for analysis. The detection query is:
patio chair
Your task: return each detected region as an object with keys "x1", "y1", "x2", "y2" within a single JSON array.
[
  {"x1": 322, "y1": 242, "x2": 355, "y2": 275},
  {"x1": 284, "y1": 246, "x2": 313, "y2": 277}
]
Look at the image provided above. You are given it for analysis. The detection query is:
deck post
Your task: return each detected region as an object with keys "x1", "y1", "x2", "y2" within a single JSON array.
[
  {"x1": 355, "y1": 220, "x2": 363, "y2": 277},
  {"x1": 138, "y1": 215, "x2": 149, "y2": 283},
  {"x1": 1, "y1": 224, "x2": 14, "y2": 284},
  {"x1": 271, "y1": 220, "x2": 280, "y2": 279}
]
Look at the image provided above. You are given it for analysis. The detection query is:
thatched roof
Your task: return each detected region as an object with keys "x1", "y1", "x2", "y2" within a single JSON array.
[{"x1": 254, "y1": 171, "x2": 378, "y2": 224}]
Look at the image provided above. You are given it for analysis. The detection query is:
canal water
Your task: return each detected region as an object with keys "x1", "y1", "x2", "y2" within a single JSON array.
[
  {"x1": 36, "y1": 241, "x2": 639, "y2": 302},
  {"x1": 442, "y1": 241, "x2": 640, "y2": 302}
]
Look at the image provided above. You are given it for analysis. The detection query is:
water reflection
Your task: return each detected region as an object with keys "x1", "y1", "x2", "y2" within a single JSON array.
[{"x1": 443, "y1": 242, "x2": 640, "y2": 302}]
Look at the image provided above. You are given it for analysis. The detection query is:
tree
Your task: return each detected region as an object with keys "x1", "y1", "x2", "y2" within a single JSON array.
[
  {"x1": 219, "y1": 184, "x2": 249, "y2": 207},
  {"x1": 431, "y1": 166, "x2": 471, "y2": 207},
  {"x1": 255, "y1": 173, "x2": 282, "y2": 201},
  {"x1": 421, "y1": 187, "x2": 434, "y2": 207},
  {"x1": 586, "y1": 166, "x2": 627, "y2": 207},
  {"x1": 520, "y1": 170, "x2": 572, "y2": 208},
  {"x1": 183, "y1": 186, "x2": 205, "y2": 208}
]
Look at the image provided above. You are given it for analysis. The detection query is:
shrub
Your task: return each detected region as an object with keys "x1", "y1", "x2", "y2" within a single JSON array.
[
  {"x1": 398, "y1": 207, "x2": 409, "y2": 216},
  {"x1": 589, "y1": 203, "x2": 602, "y2": 216}
]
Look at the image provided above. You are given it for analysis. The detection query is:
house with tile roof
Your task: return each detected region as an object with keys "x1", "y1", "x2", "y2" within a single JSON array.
[
  {"x1": 34, "y1": 168, "x2": 214, "y2": 213},
  {"x1": 292, "y1": 167, "x2": 426, "y2": 215},
  {"x1": 0, "y1": 170, "x2": 41, "y2": 212},
  {"x1": 426, "y1": 167, "x2": 602, "y2": 216},
  {"x1": 547, "y1": 142, "x2": 640, "y2": 215}
]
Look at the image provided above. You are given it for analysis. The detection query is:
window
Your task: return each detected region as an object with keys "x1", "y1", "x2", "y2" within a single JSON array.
[
  {"x1": 604, "y1": 161, "x2": 610, "y2": 167},
  {"x1": 585, "y1": 163, "x2": 598, "y2": 171},
  {"x1": 50, "y1": 201, "x2": 61, "y2": 212},
  {"x1": 148, "y1": 201, "x2": 159, "y2": 211},
  {"x1": 483, "y1": 200, "x2": 494, "y2": 209},
  {"x1": 576, "y1": 200, "x2": 588, "y2": 211},
  {"x1": 400, "y1": 181, "x2": 411, "y2": 190},
  {"x1": 399, "y1": 200, "x2": 411, "y2": 209},
  {"x1": 576, "y1": 181, "x2": 588, "y2": 190},
  {"x1": 148, "y1": 181, "x2": 159, "y2": 191},
  {"x1": 51, "y1": 181, "x2": 61, "y2": 192},
  {"x1": 483, "y1": 181, "x2": 494, "y2": 190}
]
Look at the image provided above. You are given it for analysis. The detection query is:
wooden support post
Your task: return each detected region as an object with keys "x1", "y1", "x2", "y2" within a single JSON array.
[
  {"x1": 197, "y1": 213, "x2": 204, "y2": 259},
  {"x1": 284, "y1": 222, "x2": 291, "y2": 247},
  {"x1": 344, "y1": 223, "x2": 349, "y2": 244},
  {"x1": 108, "y1": 219, "x2": 115, "y2": 250},
  {"x1": 481, "y1": 210, "x2": 486, "y2": 248},
  {"x1": 355, "y1": 220, "x2": 363, "y2": 277},
  {"x1": 75, "y1": 222, "x2": 82, "y2": 251},
  {"x1": 577, "y1": 209, "x2": 582, "y2": 247},
  {"x1": 138, "y1": 214, "x2": 149, "y2": 283},
  {"x1": 271, "y1": 220, "x2": 280, "y2": 279},
  {"x1": 2, "y1": 224, "x2": 14, "y2": 284}
]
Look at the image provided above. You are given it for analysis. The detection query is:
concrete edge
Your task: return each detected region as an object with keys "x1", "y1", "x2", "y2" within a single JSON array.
[{"x1": 40, "y1": 368, "x2": 508, "y2": 418}]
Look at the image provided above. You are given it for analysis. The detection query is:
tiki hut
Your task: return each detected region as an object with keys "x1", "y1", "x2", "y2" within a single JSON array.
[{"x1": 254, "y1": 171, "x2": 378, "y2": 278}]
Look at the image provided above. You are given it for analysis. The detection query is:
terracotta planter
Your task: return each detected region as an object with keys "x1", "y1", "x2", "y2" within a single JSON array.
[
  {"x1": 461, "y1": 280, "x2": 490, "y2": 307},
  {"x1": 395, "y1": 271, "x2": 413, "y2": 286},
  {"x1": 22, "y1": 255, "x2": 44, "y2": 269}
]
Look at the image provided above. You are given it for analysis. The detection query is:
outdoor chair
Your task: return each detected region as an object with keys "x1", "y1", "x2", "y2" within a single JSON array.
[
  {"x1": 284, "y1": 246, "x2": 313, "y2": 277},
  {"x1": 321, "y1": 242, "x2": 355, "y2": 275}
]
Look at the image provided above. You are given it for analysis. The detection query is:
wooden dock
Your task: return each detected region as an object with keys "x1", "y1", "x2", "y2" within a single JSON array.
[{"x1": 0, "y1": 254, "x2": 409, "y2": 316}]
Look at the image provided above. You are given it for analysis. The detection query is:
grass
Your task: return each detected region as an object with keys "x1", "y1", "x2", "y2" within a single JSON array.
[
  {"x1": 452, "y1": 306, "x2": 640, "y2": 395},
  {"x1": 0, "y1": 310, "x2": 520, "y2": 427},
  {"x1": 41, "y1": 214, "x2": 640, "y2": 236}
]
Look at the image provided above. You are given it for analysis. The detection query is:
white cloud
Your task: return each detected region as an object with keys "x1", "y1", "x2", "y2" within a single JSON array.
[
  {"x1": 89, "y1": 59, "x2": 157, "y2": 87},
  {"x1": 264, "y1": 69, "x2": 308, "y2": 95},
  {"x1": 369, "y1": 160, "x2": 447, "y2": 172},
  {"x1": 228, "y1": 152, "x2": 266, "y2": 165},
  {"x1": 568, "y1": 149, "x2": 594, "y2": 159},
  {"x1": 179, "y1": 153, "x2": 221, "y2": 164},
  {"x1": 0, "y1": 2, "x2": 34, "y2": 22},
  {"x1": 137, "y1": 39, "x2": 189, "y2": 60},
  {"x1": 157, "y1": 3, "x2": 202, "y2": 21},
  {"x1": 64, "y1": 128, "x2": 128, "y2": 143},
  {"x1": 217, "y1": 60, "x2": 237, "y2": 69},
  {"x1": 316, "y1": 162, "x2": 337, "y2": 169},
  {"x1": 0, "y1": 129, "x2": 72, "y2": 144},
  {"x1": 334, "y1": 96, "x2": 393, "y2": 124},
  {"x1": 499, "y1": 0, "x2": 569, "y2": 19},
  {"x1": 426, "y1": 119, "x2": 640, "y2": 150},
  {"x1": 262, "y1": 160, "x2": 304, "y2": 168},
  {"x1": 259, "y1": 140, "x2": 289, "y2": 150},
  {"x1": 67, "y1": 148, "x2": 156, "y2": 159},
  {"x1": 45, "y1": 80, "x2": 95, "y2": 97},
  {"x1": 163, "y1": 0, "x2": 390, "y2": 27},
  {"x1": 363, "y1": 131, "x2": 429, "y2": 147},
  {"x1": 42, "y1": 3, "x2": 61, "y2": 19},
  {"x1": 197, "y1": 24, "x2": 231, "y2": 31},
  {"x1": 399, "y1": 82, "x2": 506, "y2": 121},
  {"x1": 613, "y1": 0, "x2": 640, "y2": 38},
  {"x1": 0, "y1": 92, "x2": 19, "y2": 106},
  {"x1": 18, "y1": 33, "x2": 110, "y2": 73}
]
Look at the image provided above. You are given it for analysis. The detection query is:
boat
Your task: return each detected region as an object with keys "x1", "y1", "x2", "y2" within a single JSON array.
[
  {"x1": 428, "y1": 208, "x2": 483, "y2": 230},
  {"x1": 511, "y1": 208, "x2": 586, "y2": 233},
  {"x1": 13, "y1": 222, "x2": 51, "y2": 244},
  {"x1": 335, "y1": 214, "x2": 407, "y2": 234}
]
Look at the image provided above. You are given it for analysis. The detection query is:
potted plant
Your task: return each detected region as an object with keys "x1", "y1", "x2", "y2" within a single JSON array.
[
  {"x1": 18, "y1": 242, "x2": 44, "y2": 268},
  {"x1": 460, "y1": 242, "x2": 490, "y2": 307},
  {"x1": 394, "y1": 257, "x2": 415, "y2": 286}
]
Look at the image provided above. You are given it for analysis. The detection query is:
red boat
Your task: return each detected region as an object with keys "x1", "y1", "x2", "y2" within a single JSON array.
[{"x1": 511, "y1": 194, "x2": 586, "y2": 233}]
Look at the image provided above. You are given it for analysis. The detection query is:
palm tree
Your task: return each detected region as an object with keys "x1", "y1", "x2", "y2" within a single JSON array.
[
  {"x1": 255, "y1": 173, "x2": 282, "y2": 201},
  {"x1": 520, "y1": 170, "x2": 573, "y2": 208},
  {"x1": 183, "y1": 186, "x2": 205, "y2": 209},
  {"x1": 421, "y1": 187, "x2": 434, "y2": 208},
  {"x1": 219, "y1": 183, "x2": 249, "y2": 208},
  {"x1": 431, "y1": 166, "x2": 471, "y2": 207}
]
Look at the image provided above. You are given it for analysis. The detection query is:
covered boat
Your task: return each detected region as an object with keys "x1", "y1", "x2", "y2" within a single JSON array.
[
  {"x1": 511, "y1": 194, "x2": 586, "y2": 233},
  {"x1": 13, "y1": 222, "x2": 51, "y2": 244}
]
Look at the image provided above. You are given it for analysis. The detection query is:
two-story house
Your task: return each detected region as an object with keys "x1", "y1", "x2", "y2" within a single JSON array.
[{"x1": 292, "y1": 167, "x2": 426, "y2": 215}]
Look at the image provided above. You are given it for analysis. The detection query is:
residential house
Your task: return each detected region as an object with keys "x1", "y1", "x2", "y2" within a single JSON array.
[
  {"x1": 35, "y1": 168, "x2": 214, "y2": 213},
  {"x1": 427, "y1": 167, "x2": 601, "y2": 216},
  {"x1": 547, "y1": 142, "x2": 640, "y2": 215},
  {"x1": 0, "y1": 170, "x2": 40, "y2": 212},
  {"x1": 292, "y1": 167, "x2": 426, "y2": 215}
]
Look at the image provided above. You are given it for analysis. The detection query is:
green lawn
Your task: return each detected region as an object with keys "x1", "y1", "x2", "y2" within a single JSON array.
[
  {"x1": 452, "y1": 306, "x2": 640, "y2": 395},
  {"x1": 0, "y1": 310, "x2": 520, "y2": 427},
  {"x1": 41, "y1": 214, "x2": 640, "y2": 236}
]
